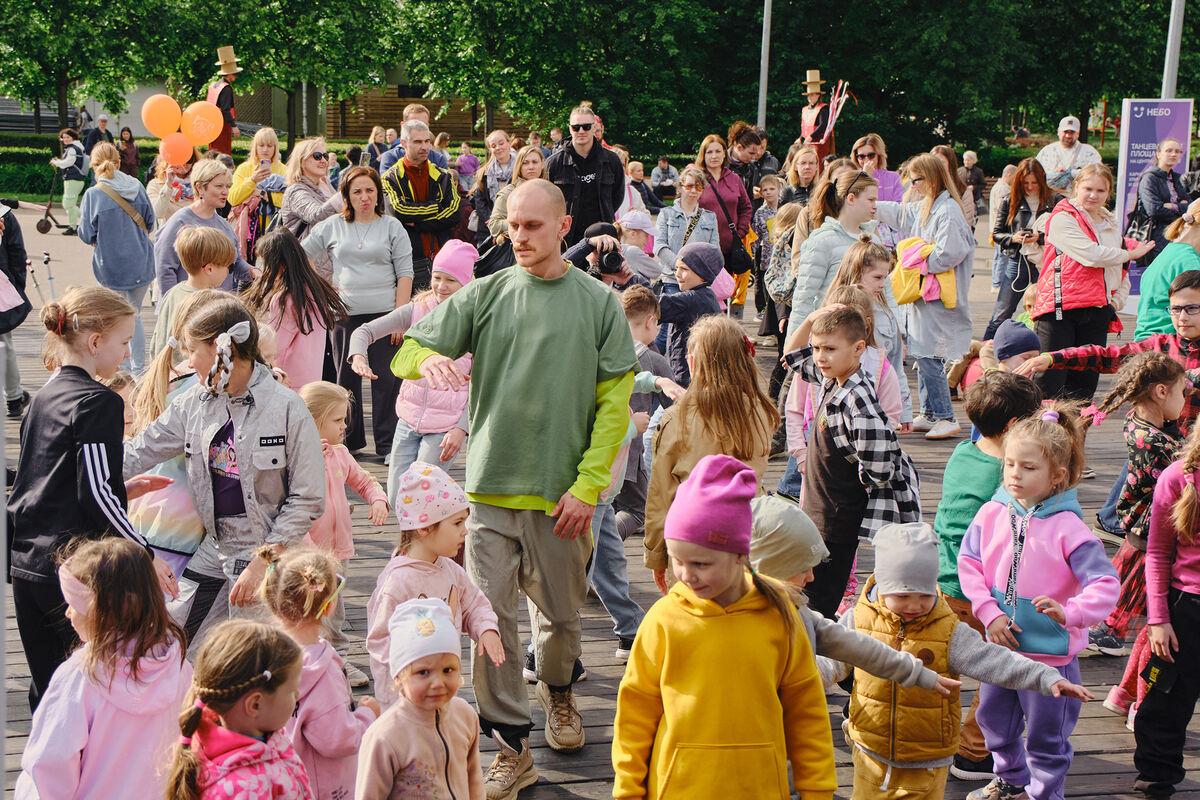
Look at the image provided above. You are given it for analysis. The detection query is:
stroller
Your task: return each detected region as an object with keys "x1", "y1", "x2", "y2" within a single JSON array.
[{"x1": 34, "y1": 169, "x2": 70, "y2": 235}]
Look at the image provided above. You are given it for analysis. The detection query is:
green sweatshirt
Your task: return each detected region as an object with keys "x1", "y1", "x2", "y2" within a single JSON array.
[
  {"x1": 934, "y1": 440, "x2": 1003, "y2": 600},
  {"x1": 393, "y1": 263, "x2": 637, "y2": 510}
]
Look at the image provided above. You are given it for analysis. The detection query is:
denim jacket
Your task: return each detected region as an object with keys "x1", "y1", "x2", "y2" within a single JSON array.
[
  {"x1": 654, "y1": 205, "x2": 720, "y2": 283},
  {"x1": 123, "y1": 363, "x2": 325, "y2": 556}
]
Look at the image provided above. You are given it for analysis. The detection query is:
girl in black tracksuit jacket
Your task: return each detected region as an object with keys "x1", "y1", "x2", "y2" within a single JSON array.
[{"x1": 7, "y1": 287, "x2": 169, "y2": 711}]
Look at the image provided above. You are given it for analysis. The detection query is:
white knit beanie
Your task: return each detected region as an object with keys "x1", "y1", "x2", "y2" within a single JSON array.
[{"x1": 387, "y1": 598, "x2": 461, "y2": 679}]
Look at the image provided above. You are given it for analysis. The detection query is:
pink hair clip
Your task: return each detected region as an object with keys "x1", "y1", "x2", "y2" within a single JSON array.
[
  {"x1": 1041, "y1": 410, "x2": 1060, "y2": 422},
  {"x1": 1081, "y1": 403, "x2": 1106, "y2": 427}
]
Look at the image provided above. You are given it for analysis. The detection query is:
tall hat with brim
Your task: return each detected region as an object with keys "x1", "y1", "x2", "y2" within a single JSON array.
[
  {"x1": 216, "y1": 46, "x2": 243, "y2": 76},
  {"x1": 803, "y1": 69, "x2": 826, "y2": 94}
]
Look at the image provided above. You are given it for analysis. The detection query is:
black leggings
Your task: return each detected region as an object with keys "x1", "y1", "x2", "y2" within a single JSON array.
[
  {"x1": 1135, "y1": 589, "x2": 1200, "y2": 793},
  {"x1": 805, "y1": 539, "x2": 860, "y2": 620},
  {"x1": 1035, "y1": 306, "x2": 1110, "y2": 401}
]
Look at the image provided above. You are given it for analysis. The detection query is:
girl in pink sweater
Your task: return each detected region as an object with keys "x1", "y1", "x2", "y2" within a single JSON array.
[
  {"x1": 17, "y1": 539, "x2": 192, "y2": 800},
  {"x1": 356, "y1": 598, "x2": 484, "y2": 799},
  {"x1": 299, "y1": 380, "x2": 388, "y2": 685},
  {"x1": 166, "y1": 620, "x2": 311, "y2": 800},
  {"x1": 958, "y1": 404, "x2": 1117, "y2": 800},
  {"x1": 243, "y1": 229, "x2": 349, "y2": 391},
  {"x1": 1133, "y1": 428, "x2": 1200, "y2": 796},
  {"x1": 260, "y1": 547, "x2": 380, "y2": 799},
  {"x1": 367, "y1": 462, "x2": 503, "y2": 708}
]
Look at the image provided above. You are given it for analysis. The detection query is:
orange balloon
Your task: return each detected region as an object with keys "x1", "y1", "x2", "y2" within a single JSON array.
[
  {"x1": 162, "y1": 132, "x2": 194, "y2": 166},
  {"x1": 141, "y1": 94, "x2": 181, "y2": 139},
  {"x1": 181, "y1": 101, "x2": 224, "y2": 146}
]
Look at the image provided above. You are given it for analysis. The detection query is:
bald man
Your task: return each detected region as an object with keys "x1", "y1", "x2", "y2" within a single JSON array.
[{"x1": 393, "y1": 179, "x2": 637, "y2": 794}]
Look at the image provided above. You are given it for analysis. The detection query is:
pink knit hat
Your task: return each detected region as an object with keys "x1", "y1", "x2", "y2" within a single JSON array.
[
  {"x1": 664, "y1": 454, "x2": 757, "y2": 555},
  {"x1": 432, "y1": 239, "x2": 478, "y2": 287},
  {"x1": 395, "y1": 461, "x2": 468, "y2": 530}
]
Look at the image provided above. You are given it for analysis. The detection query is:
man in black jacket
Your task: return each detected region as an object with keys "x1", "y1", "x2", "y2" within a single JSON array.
[{"x1": 545, "y1": 105, "x2": 624, "y2": 246}]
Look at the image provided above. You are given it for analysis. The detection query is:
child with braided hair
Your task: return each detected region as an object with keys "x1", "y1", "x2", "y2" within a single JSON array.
[
  {"x1": 16, "y1": 538, "x2": 192, "y2": 799},
  {"x1": 259, "y1": 547, "x2": 380, "y2": 799},
  {"x1": 124, "y1": 297, "x2": 325, "y2": 642},
  {"x1": 166, "y1": 619, "x2": 311, "y2": 800},
  {"x1": 1083, "y1": 353, "x2": 1188, "y2": 726}
]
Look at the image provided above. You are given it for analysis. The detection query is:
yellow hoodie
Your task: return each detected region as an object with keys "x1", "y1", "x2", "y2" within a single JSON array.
[{"x1": 612, "y1": 580, "x2": 836, "y2": 800}]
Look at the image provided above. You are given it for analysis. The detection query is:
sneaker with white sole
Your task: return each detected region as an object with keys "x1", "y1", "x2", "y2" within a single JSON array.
[
  {"x1": 537, "y1": 682, "x2": 585, "y2": 752},
  {"x1": 343, "y1": 662, "x2": 370, "y2": 688},
  {"x1": 950, "y1": 752, "x2": 995, "y2": 781},
  {"x1": 1088, "y1": 624, "x2": 1128, "y2": 656},
  {"x1": 925, "y1": 419, "x2": 962, "y2": 440},
  {"x1": 911, "y1": 415, "x2": 935, "y2": 432},
  {"x1": 967, "y1": 777, "x2": 1028, "y2": 800},
  {"x1": 615, "y1": 637, "x2": 635, "y2": 662},
  {"x1": 484, "y1": 733, "x2": 538, "y2": 800},
  {"x1": 1104, "y1": 685, "x2": 1133, "y2": 717}
]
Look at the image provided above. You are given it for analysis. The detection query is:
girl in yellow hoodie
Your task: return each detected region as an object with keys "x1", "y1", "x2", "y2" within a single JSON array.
[{"x1": 612, "y1": 454, "x2": 837, "y2": 800}]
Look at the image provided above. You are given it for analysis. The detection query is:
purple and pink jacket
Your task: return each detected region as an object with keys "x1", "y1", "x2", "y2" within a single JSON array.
[
  {"x1": 958, "y1": 487, "x2": 1119, "y2": 666},
  {"x1": 16, "y1": 640, "x2": 192, "y2": 800},
  {"x1": 192, "y1": 706, "x2": 313, "y2": 799},
  {"x1": 1145, "y1": 460, "x2": 1200, "y2": 624},
  {"x1": 285, "y1": 641, "x2": 378, "y2": 800},
  {"x1": 366, "y1": 553, "x2": 499, "y2": 708}
]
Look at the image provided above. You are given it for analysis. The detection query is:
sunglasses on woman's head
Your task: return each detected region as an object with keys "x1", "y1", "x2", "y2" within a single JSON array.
[
  {"x1": 311, "y1": 151, "x2": 328, "y2": 161},
  {"x1": 570, "y1": 123, "x2": 594, "y2": 132}
]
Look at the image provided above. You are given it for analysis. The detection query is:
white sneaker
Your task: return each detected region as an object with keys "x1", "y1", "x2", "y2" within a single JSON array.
[
  {"x1": 344, "y1": 662, "x2": 370, "y2": 688},
  {"x1": 925, "y1": 419, "x2": 962, "y2": 440},
  {"x1": 911, "y1": 415, "x2": 935, "y2": 432}
]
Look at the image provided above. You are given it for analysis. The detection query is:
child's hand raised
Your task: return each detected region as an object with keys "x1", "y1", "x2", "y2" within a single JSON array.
[
  {"x1": 358, "y1": 695, "x2": 382, "y2": 718},
  {"x1": 987, "y1": 616, "x2": 1021, "y2": 649},
  {"x1": 368, "y1": 499, "x2": 388, "y2": 525},
  {"x1": 1032, "y1": 595, "x2": 1066, "y2": 625},
  {"x1": 931, "y1": 674, "x2": 963, "y2": 696},
  {"x1": 809, "y1": 303, "x2": 847, "y2": 319},
  {"x1": 479, "y1": 630, "x2": 506, "y2": 666},
  {"x1": 1014, "y1": 354, "x2": 1052, "y2": 377},
  {"x1": 1050, "y1": 680, "x2": 1094, "y2": 701},
  {"x1": 350, "y1": 354, "x2": 377, "y2": 380},
  {"x1": 655, "y1": 377, "x2": 685, "y2": 402}
]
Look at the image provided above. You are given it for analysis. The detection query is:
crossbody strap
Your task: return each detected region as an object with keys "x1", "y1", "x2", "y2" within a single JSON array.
[
  {"x1": 96, "y1": 183, "x2": 148, "y2": 234},
  {"x1": 680, "y1": 208, "x2": 701, "y2": 247}
]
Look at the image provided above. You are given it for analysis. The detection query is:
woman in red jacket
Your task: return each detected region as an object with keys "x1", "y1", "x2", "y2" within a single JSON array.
[{"x1": 696, "y1": 134, "x2": 752, "y2": 315}]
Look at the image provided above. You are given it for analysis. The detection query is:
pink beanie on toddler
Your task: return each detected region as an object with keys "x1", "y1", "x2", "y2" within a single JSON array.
[
  {"x1": 396, "y1": 461, "x2": 468, "y2": 530},
  {"x1": 432, "y1": 239, "x2": 478, "y2": 287},
  {"x1": 664, "y1": 454, "x2": 757, "y2": 556}
]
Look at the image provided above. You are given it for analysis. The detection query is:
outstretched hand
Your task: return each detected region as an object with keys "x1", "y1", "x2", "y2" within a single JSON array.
[
  {"x1": 125, "y1": 474, "x2": 173, "y2": 500},
  {"x1": 1051, "y1": 680, "x2": 1094, "y2": 701},
  {"x1": 931, "y1": 674, "x2": 963, "y2": 696},
  {"x1": 479, "y1": 630, "x2": 506, "y2": 667},
  {"x1": 419, "y1": 354, "x2": 469, "y2": 391}
]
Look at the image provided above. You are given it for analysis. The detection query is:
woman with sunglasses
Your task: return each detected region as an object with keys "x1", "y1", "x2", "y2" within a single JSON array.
[
  {"x1": 852, "y1": 134, "x2": 903, "y2": 246},
  {"x1": 876, "y1": 153, "x2": 976, "y2": 440},
  {"x1": 280, "y1": 137, "x2": 345, "y2": 282}
]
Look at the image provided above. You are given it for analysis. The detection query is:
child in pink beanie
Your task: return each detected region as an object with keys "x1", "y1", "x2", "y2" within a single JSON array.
[
  {"x1": 366, "y1": 461, "x2": 503, "y2": 709},
  {"x1": 613, "y1": 454, "x2": 837, "y2": 800},
  {"x1": 347, "y1": 238, "x2": 479, "y2": 502}
]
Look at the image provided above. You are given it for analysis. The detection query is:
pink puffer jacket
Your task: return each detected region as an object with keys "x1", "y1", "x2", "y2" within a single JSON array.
[{"x1": 394, "y1": 297, "x2": 472, "y2": 434}]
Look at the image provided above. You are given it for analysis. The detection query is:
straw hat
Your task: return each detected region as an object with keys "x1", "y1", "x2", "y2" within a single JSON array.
[
  {"x1": 803, "y1": 69, "x2": 826, "y2": 94},
  {"x1": 215, "y1": 46, "x2": 243, "y2": 75}
]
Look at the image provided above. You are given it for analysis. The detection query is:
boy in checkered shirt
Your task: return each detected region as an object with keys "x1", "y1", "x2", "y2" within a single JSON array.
[{"x1": 784, "y1": 304, "x2": 920, "y2": 619}]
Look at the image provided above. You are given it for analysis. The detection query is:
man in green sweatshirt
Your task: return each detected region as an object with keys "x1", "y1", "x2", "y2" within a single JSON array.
[{"x1": 392, "y1": 179, "x2": 637, "y2": 798}]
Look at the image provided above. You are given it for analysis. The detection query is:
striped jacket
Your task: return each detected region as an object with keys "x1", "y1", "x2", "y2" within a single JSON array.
[{"x1": 380, "y1": 159, "x2": 460, "y2": 261}]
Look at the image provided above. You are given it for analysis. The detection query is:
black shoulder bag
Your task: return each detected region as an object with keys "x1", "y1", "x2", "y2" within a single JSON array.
[{"x1": 713, "y1": 190, "x2": 754, "y2": 275}]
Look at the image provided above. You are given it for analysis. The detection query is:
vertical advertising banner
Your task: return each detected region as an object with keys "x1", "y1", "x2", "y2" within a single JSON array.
[{"x1": 1117, "y1": 98, "x2": 1194, "y2": 303}]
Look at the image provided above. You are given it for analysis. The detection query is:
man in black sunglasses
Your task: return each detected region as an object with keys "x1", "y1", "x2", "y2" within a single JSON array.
[{"x1": 545, "y1": 105, "x2": 625, "y2": 246}]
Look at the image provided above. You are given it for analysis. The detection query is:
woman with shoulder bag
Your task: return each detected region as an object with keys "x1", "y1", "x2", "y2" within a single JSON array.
[
  {"x1": 696, "y1": 134, "x2": 753, "y2": 316},
  {"x1": 653, "y1": 166, "x2": 719, "y2": 350}
]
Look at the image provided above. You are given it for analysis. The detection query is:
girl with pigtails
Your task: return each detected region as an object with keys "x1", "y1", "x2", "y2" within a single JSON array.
[{"x1": 124, "y1": 296, "x2": 325, "y2": 646}]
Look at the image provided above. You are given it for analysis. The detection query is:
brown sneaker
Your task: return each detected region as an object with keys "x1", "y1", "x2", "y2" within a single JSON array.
[
  {"x1": 537, "y1": 681, "x2": 585, "y2": 752},
  {"x1": 484, "y1": 733, "x2": 538, "y2": 800}
]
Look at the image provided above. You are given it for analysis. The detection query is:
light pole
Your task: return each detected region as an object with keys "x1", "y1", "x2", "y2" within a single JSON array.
[
  {"x1": 1162, "y1": 0, "x2": 1186, "y2": 98},
  {"x1": 757, "y1": 0, "x2": 773, "y2": 128}
]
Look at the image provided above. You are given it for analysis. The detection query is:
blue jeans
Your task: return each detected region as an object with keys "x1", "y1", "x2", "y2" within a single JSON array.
[
  {"x1": 1099, "y1": 461, "x2": 1129, "y2": 531},
  {"x1": 991, "y1": 246, "x2": 1006, "y2": 289},
  {"x1": 116, "y1": 285, "x2": 149, "y2": 375},
  {"x1": 915, "y1": 356, "x2": 954, "y2": 421},
  {"x1": 777, "y1": 455, "x2": 804, "y2": 499},
  {"x1": 653, "y1": 281, "x2": 680, "y2": 353},
  {"x1": 587, "y1": 504, "x2": 644, "y2": 640},
  {"x1": 387, "y1": 417, "x2": 461, "y2": 504},
  {"x1": 984, "y1": 254, "x2": 1037, "y2": 341}
]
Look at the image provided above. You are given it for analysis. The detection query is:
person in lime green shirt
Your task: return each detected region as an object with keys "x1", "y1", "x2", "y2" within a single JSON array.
[
  {"x1": 392, "y1": 179, "x2": 637, "y2": 795},
  {"x1": 1135, "y1": 205, "x2": 1200, "y2": 340}
]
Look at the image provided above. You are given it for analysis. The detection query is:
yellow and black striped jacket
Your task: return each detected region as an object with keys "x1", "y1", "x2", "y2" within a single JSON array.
[{"x1": 380, "y1": 159, "x2": 461, "y2": 261}]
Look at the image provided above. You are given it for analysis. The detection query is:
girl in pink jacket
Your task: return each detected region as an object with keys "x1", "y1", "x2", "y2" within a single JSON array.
[
  {"x1": 167, "y1": 619, "x2": 311, "y2": 800},
  {"x1": 367, "y1": 462, "x2": 503, "y2": 708},
  {"x1": 347, "y1": 239, "x2": 477, "y2": 503},
  {"x1": 298, "y1": 381, "x2": 389, "y2": 683},
  {"x1": 243, "y1": 228, "x2": 350, "y2": 391},
  {"x1": 17, "y1": 539, "x2": 192, "y2": 800},
  {"x1": 260, "y1": 547, "x2": 381, "y2": 799},
  {"x1": 958, "y1": 405, "x2": 1117, "y2": 800},
  {"x1": 356, "y1": 598, "x2": 484, "y2": 800}
]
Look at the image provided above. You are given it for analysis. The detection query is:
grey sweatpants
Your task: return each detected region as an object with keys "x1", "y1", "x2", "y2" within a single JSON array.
[{"x1": 466, "y1": 502, "x2": 592, "y2": 737}]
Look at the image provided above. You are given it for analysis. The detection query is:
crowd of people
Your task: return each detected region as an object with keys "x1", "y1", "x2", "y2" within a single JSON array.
[{"x1": 9, "y1": 98, "x2": 1200, "y2": 800}]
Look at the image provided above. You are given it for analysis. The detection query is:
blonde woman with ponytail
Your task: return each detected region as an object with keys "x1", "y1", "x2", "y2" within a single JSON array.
[
  {"x1": 1135, "y1": 421, "x2": 1200, "y2": 794},
  {"x1": 1135, "y1": 197, "x2": 1200, "y2": 338}
]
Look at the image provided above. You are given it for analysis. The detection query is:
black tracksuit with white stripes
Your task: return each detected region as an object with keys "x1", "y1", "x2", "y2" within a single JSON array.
[{"x1": 7, "y1": 364, "x2": 151, "y2": 710}]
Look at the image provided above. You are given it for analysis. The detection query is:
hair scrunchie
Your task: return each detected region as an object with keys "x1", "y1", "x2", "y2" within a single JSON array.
[{"x1": 1040, "y1": 410, "x2": 1060, "y2": 422}]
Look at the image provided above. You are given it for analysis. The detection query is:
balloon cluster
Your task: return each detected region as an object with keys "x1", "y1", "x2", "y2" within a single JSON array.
[{"x1": 140, "y1": 95, "x2": 224, "y2": 165}]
